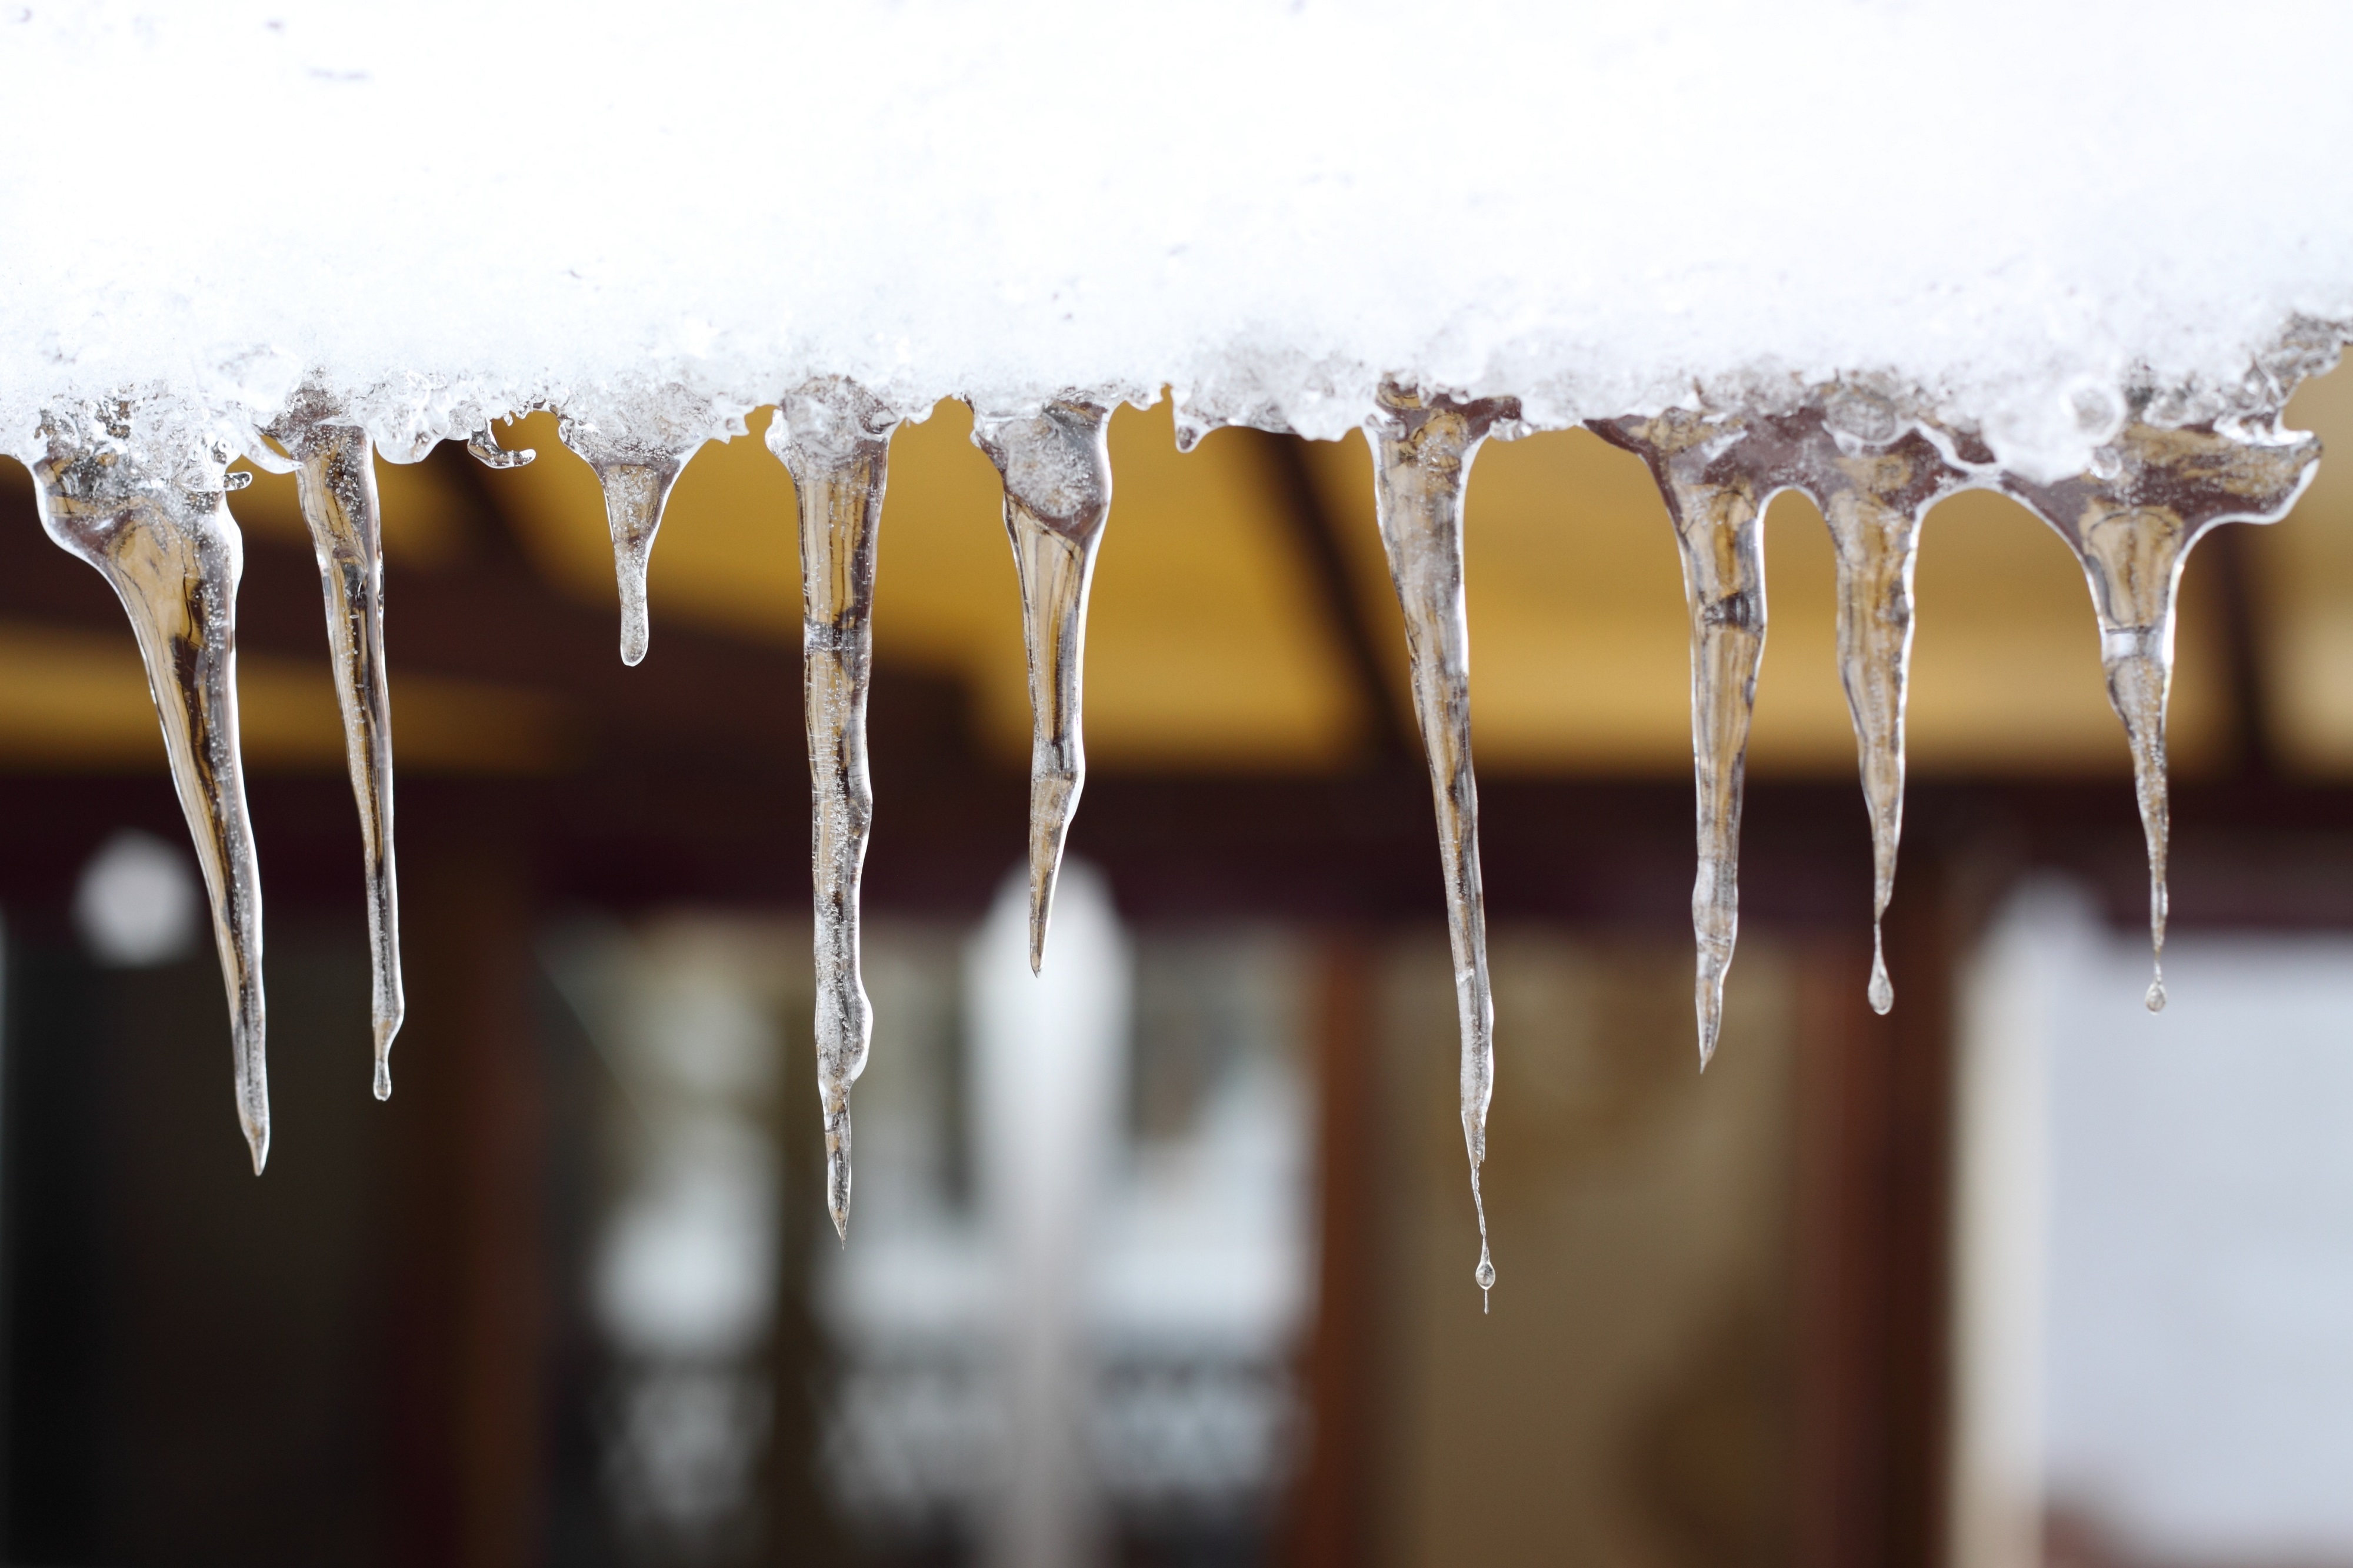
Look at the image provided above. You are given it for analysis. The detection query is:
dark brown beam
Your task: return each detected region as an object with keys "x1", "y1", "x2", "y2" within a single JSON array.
[
  {"x1": 1244, "y1": 431, "x2": 1415, "y2": 765},
  {"x1": 2193, "y1": 520, "x2": 2278, "y2": 780}
]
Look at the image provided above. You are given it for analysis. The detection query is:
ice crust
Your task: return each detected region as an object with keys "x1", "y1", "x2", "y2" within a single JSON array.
[{"x1": 3, "y1": 0, "x2": 2351, "y2": 475}]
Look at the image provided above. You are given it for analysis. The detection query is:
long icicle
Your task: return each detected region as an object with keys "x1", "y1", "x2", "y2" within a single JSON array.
[
  {"x1": 30, "y1": 405, "x2": 269, "y2": 1169},
  {"x1": 1367, "y1": 382, "x2": 1509, "y2": 1307},
  {"x1": 770, "y1": 381, "x2": 899, "y2": 1242},
  {"x1": 556, "y1": 415, "x2": 696, "y2": 666},
  {"x1": 1594, "y1": 411, "x2": 1772, "y2": 1068},
  {"x1": 971, "y1": 398, "x2": 1114, "y2": 973},
  {"x1": 2006, "y1": 414, "x2": 2317, "y2": 1010},
  {"x1": 1784, "y1": 398, "x2": 1970, "y2": 1013},
  {"x1": 271, "y1": 395, "x2": 404, "y2": 1096}
]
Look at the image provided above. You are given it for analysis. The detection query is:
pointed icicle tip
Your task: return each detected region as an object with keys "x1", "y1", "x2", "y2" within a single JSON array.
[
  {"x1": 373, "y1": 996, "x2": 399, "y2": 1099},
  {"x1": 828, "y1": 1148, "x2": 852, "y2": 1243},
  {"x1": 246, "y1": 1122, "x2": 269, "y2": 1175},
  {"x1": 1028, "y1": 877, "x2": 1052, "y2": 976}
]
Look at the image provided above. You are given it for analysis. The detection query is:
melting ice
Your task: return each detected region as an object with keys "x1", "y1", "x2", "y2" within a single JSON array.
[
  {"x1": 770, "y1": 378, "x2": 901, "y2": 1240},
  {"x1": 4, "y1": 0, "x2": 2352, "y2": 1311}
]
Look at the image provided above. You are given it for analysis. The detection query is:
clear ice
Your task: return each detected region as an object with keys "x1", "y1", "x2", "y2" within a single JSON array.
[
  {"x1": 29, "y1": 405, "x2": 270, "y2": 1170},
  {"x1": 1367, "y1": 383, "x2": 1510, "y2": 1306},
  {"x1": 1775, "y1": 396, "x2": 1972, "y2": 1015},
  {"x1": 269, "y1": 392, "x2": 405, "y2": 1097},
  {"x1": 769, "y1": 380, "x2": 900, "y2": 1241},
  {"x1": 555, "y1": 405, "x2": 713, "y2": 666},
  {"x1": 2005, "y1": 412, "x2": 2318, "y2": 1010},
  {"x1": 1594, "y1": 411, "x2": 1774, "y2": 1068},
  {"x1": 971, "y1": 399, "x2": 1115, "y2": 974}
]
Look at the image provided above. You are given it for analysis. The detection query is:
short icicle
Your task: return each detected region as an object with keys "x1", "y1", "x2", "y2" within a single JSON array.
[
  {"x1": 971, "y1": 398, "x2": 1114, "y2": 974},
  {"x1": 770, "y1": 380, "x2": 900, "y2": 1242},
  {"x1": 29, "y1": 406, "x2": 269, "y2": 1169},
  {"x1": 2006, "y1": 413, "x2": 2318, "y2": 1012},
  {"x1": 556, "y1": 410, "x2": 704, "y2": 666},
  {"x1": 1594, "y1": 411, "x2": 1774, "y2": 1068},
  {"x1": 270, "y1": 393, "x2": 405, "y2": 1097},
  {"x1": 1367, "y1": 382, "x2": 1511, "y2": 1307},
  {"x1": 1784, "y1": 395, "x2": 1972, "y2": 1015}
]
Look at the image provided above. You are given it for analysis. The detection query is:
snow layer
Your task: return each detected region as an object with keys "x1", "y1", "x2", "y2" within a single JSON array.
[{"x1": 2, "y1": 0, "x2": 2350, "y2": 478}]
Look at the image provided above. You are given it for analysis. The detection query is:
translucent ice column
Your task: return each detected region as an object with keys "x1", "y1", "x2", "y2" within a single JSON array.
[
  {"x1": 2005, "y1": 413, "x2": 2317, "y2": 1009},
  {"x1": 769, "y1": 378, "x2": 899, "y2": 1240},
  {"x1": 1773, "y1": 395, "x2": 1974, "y2": 1013},
  {"x1": 270, "y1": 392, "x2": 404, "y2": 1095},
  {"x1": 1594, "y1": 411, "x2": 1771, "y2": 1067},
  {"x1": 972, "y1": 398, "x2": 1114, "y2": 973},
  {"x1": 1367, "y1": 382, "x2": 1508, "y2": 1303},
  {"x1": 557, "y1": 396, "x2": 723, "y2": 666},
  {"x1": 28, "y1": 406, "x2": 269, "y2": 1168}
]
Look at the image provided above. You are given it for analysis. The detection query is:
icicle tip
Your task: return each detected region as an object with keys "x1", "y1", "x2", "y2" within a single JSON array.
[
  {"x1": 1868, "y1": 927, "x2": 1894, "y2": 1015},
  {"x1": 372, "y1": 1006, "x2": 401, "y2": 1098},
  {"x1": 827, "y1": 1149, "x2": 853, "y2": 1242}
]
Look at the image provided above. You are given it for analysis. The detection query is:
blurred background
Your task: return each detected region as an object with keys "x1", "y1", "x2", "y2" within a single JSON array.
[{"x1": 0, "y1": 368, "x2": 2351, "y2": 1567}]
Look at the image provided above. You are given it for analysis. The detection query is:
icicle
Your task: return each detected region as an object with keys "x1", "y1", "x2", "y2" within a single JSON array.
[
  {"x1": 29, "y1": 405, "x2": 269, "y2": 1169},
  {"x1": 971, "y1": 398, "x2": 1115, "y2": 975},
  {"x1": 1781, "y1": 395, "x2": 1974, "y2": 1014},
  {"x1": 1367, "y1": 382, "x2": 1512, "y2": 1306},
  {"x1": 555, "y1": 414, "x2": 699, "y2": 666},
  {"x1": 268, "y1": 394, "x2": 405, "y2": 1097},
  {"x1": 1594, "y1": 410, "x2": 1774, "y2": 1068},
  {"x1": 2006, "y1": 415, "x2": 2317, "y2": 1010},
  {"x1": 769, "y1": 380, "x2": 900, "y2": 1242}
]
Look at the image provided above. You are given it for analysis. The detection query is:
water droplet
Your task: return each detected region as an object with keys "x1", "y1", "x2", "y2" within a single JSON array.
[
  {"x1": 1868, "y1": 932, "x2": 1895, "y2": 1016},
  {"x1": 31, "y1": 406, "x2": 269, "y2": 1170},
  {"x1": 972, "y1": 398, "x2": 1115, "y2": 974},
  {"x1": 771, "y1": 379, "x2": 899, "y2": 1240}
]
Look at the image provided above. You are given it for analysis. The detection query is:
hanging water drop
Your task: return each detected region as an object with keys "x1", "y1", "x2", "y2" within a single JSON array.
[
  {"x1": 1594, "y1": 411, "x2": 1774, "y2": 1067},
  {"x1": 971, "y1": 398, "x2": 1115, "y2": 974},
  {"x1": 769, "y1": 380, "x2": 900, "y2": 1242},
  {"x1": 1367, "y1": 381, "x2": 1512, "y2": 1302},
  {"x1": 2005, "y1": 414, "x2": 2318, "y2": 1010},
  {"x1": 29, "y1": 406, "x2": 269, "y2": 1169},
  {"x1": 1784, "y1": 395, "x2": 1974, "y2": 1015},
  {"x1": 269, "y1": 393, "x2": 405, "y2": 1096},
  {"x1": 556, "y1": 407, "x2": 709, "y2": 666}
]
